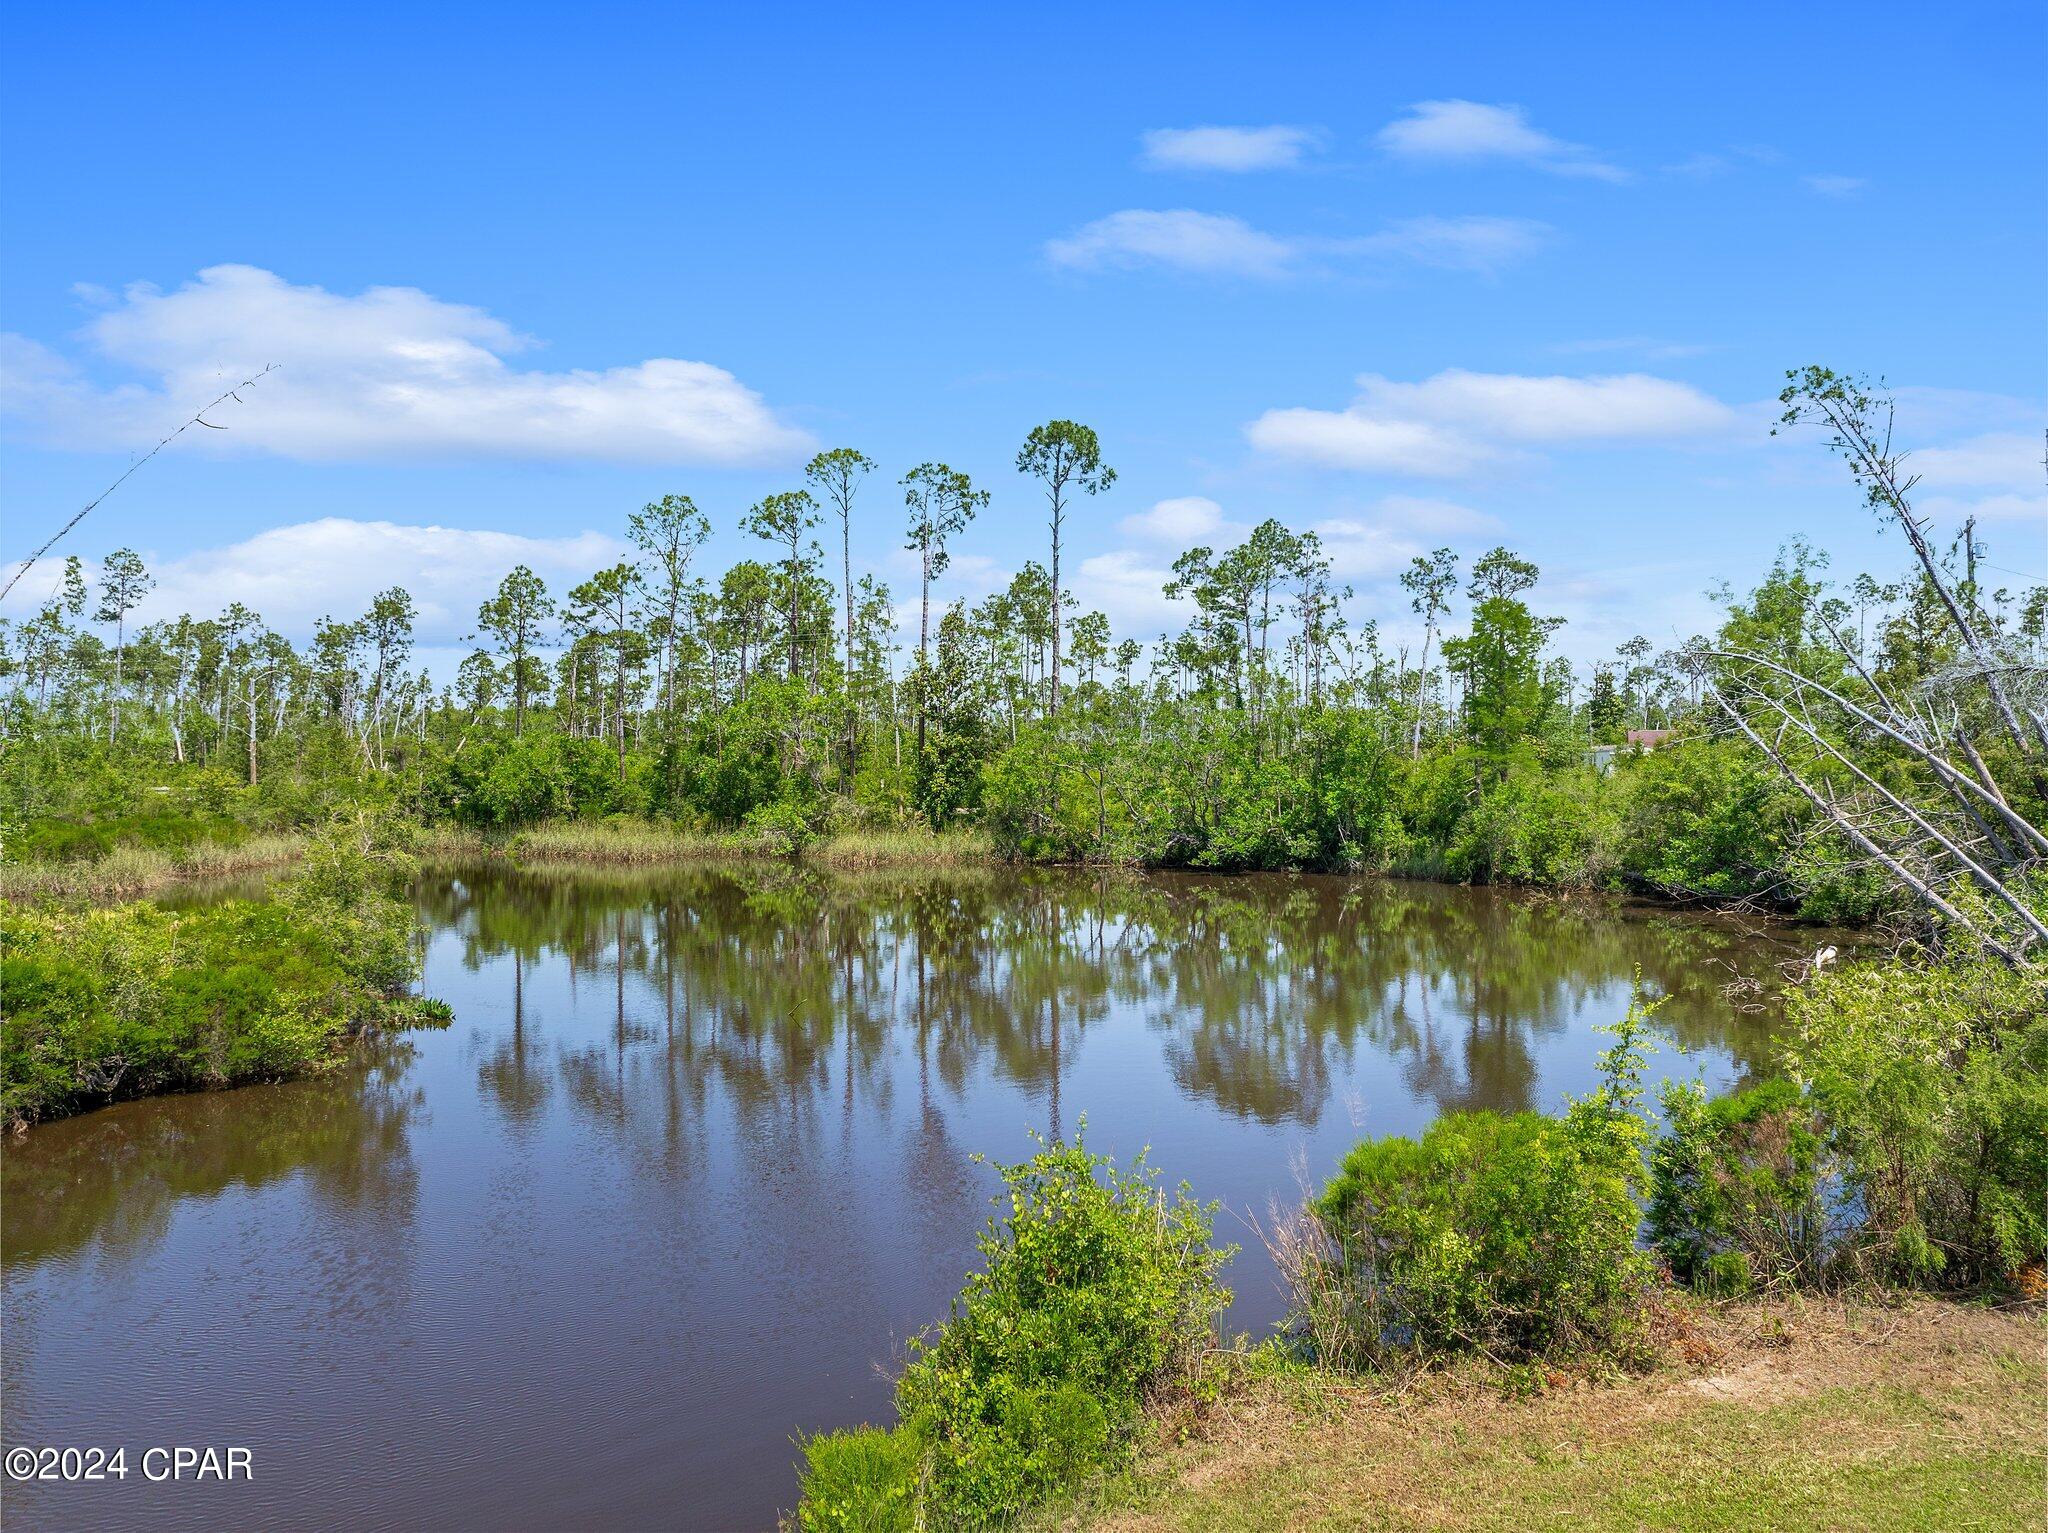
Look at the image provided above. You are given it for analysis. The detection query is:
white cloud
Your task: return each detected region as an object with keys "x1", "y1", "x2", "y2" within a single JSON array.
[
  {"x1": 1802, "y1": 174, "x2": 1867, "y2": 198},
  {"x1": 1908, "y1": 431, "x2": 2040, "y2": 490},
  {"x1": 1118, "y1": 495, "x2": 1234, "y2": 543},
  {"x1": 1139, "y1": 126, "x2": 1322, "y2": 173},
  {"x1": 1073, "y1": 549, "x2": 1190, "y2": 633},
  {"x1": 1, "y1": 265, "x2": 812, "y2": 465},
  {"x1": 1245, "y1": 410, "x2": 1489, "y2": 476},
  {"x1": 1044, "y1": 211, "x2": 1300, "y2": 277},
  {"x1": 1359, "y1": 370, "x2": 1736, "y2": 441},
  {"x1": 0, "y1": 518, "x2": 630, "y2": 641},
  {"x1": 1247, "y1": 368, "x2": 1738, "y2": 475},
  {"x1": 1376, "y1": 100, "x2": 1629, "y2": 183},
  {"x1": 1045, "y1": 210, "x2": 1549, "y2": 279},
  {"x1": 1909, "y1": 430, "x2": 2047, "y2": 526},
  {"x1": 1307, "y1": 518, "x2": 1425, "y2": 579}
]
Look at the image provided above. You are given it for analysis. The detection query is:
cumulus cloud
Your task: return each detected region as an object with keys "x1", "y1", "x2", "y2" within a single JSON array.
[
  {"x1": 0, "y1": 265, "x2": 812, "y2": 465},
  {"x1": 0, "y1": 518, "x2": 631, "y2": 641},
  {"x1": 1138, "y1": 125, "x2": 1324, "y2": 172},
  {"x1": 1118, "y1": 495, "x2": 1235, "y2": 543},
  {"x1": 1376, "y1": 100, "x2": 1629, "y2": 182},
  {"x1": 1247, "y1": 369, "x2": 1738, "y2": 475},
  {"x1": 1045, "y1": 210, "x2": 1549, "y2": 279}
]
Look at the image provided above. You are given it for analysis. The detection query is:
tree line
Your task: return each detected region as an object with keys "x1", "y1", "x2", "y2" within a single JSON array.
[{"x1": 5, "y1": 383, "x2": 2044, "y2": 939}]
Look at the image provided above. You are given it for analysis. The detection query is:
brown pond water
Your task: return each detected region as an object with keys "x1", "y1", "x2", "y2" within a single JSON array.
[{"x1": 1, "y1": 864, "x2": 1831, "y2": 1530}]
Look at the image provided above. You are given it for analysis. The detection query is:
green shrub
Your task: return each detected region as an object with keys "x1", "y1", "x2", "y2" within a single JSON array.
[
  {"x1": 743, "y1": 795, "x2": 825, "y2": 858},
  {"x1": 888, "y1": 1132, "x2": 1231, "y2": 1526},
  {"x1": 792, "y1": 1426, "x2": 918, "y2": 1533},
  {"x1": 1304, "y1": 989, "x2": 1658, "y2": 1365},
  {"x1": 1615, "y1": 739, "x2": 1794, "y2": 902},
  {"x1": 1783, "y1": 956, "x2": 2048, "y2": 1287},
  {"x1": 0, "y1": 811, "x2": 437, "y2": 1127},
  {"x1": 1649, "y1": 1078, "x2": 1836, "y2": 1293}
]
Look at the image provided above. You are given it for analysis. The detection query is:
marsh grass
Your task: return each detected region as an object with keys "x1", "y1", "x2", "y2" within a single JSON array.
[
  {"x1": 809, "y1": 825, "x2": 994, "y2": 868},
  {"x1": 418, "y1": 819, "x2": 994, "y2": 869},
  {"x1": 0, "y1": 835, "x2": 306, "y2": 900}
]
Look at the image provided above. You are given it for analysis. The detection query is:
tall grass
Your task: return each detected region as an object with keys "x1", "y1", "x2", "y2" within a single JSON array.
[
  {"x1": 810, "y1": 825, "x2": 993, "y2": 868},
  {"x1": 0, "y1": 835, "x2": 306, "y2": 900},
  {"x1": 419, "y1": 819, "x2": 994, "y2": 868}
]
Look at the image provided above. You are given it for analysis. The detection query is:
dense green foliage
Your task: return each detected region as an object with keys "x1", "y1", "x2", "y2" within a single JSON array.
[
  {"x1": 0, "y1": 815, "x2": 443, "y2": 1126},
  {"x1": 795, "y1": 1134, "x2": 1231, "y2": 1529},
  {"x1": 11, "y1": 395, "x2": 2035, "y2": 923},
  {"x1": 1647, "y1": 946, "x2": 2046, "y2": 1297},
  {"x1": 1303, "y1": 993, "x2": 1657, "y2": 1367},
  {"x1": 1648, "y1": 1078, "x2": 1832, "y2": 1294},
  {"x1": 1781, "y1": 954, "x2": 2048, "y2": 1287}
]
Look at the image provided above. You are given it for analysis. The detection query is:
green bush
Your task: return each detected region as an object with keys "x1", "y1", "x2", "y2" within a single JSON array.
[
  {"x1": 743, "y1": 794, "x2": 825, "y2": 858},
  {"x1": 1305, "y1": 990, "x2": 1657, "y2": 1365},
  {"x1": 792, "y1": 1426, "x2": 918, "y2": 1533},
  {"x1": 1783, "y1": 956, "x2": 2048, "y2": 1287},
  {"x1": 0, "y1": 811, "x2": 437, "y2": 1127},
  {"x1": 888, "y1": 1133, "x2": 1231, "y2": 1526},
  {"x1": 1649, "y1": 1078, "x2": 1835, "y2": 1293},
  {"x1": 1440, "y1": 757, "x2": 1618, "y2": 886}
]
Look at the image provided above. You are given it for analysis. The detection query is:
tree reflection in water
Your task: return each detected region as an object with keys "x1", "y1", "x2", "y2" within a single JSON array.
[{"x1": 420, "y1": 861, "x2": 1808, "y2": 1141}]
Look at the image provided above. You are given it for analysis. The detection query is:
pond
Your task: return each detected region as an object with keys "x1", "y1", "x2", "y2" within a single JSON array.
[{"x1": 1, "y1": 864, "x2": 1828, "y2": 1530}]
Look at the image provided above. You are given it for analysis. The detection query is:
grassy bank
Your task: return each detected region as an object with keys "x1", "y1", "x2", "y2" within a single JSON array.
[
  {"x1": 0, "y1": 833, "x2": 306, "y2": 900},
  {"x1": 1031, "y1": 1297, "x2": 2042, "y2": 1532},
  {"x1": 419, "y1": 819, "x2": 994, "y2": 869}
]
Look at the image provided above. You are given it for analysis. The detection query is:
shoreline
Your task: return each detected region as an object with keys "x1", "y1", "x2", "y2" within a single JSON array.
[{"x1": 2, "y1": 819, "x2": 1843, "y2": 931}]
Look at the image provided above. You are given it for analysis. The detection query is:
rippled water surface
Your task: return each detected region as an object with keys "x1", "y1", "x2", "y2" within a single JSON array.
[{"x1": 2, "y1": 864, "x2": 1825, "y2": 1529}]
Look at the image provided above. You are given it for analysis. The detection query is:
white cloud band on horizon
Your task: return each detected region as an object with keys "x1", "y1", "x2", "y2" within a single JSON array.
[
  {"x1": 0, "y1": 265, "x2": 813, "y2": 466},
  {"x1": 1247, "y1": 369, "x2": 1739, "y2": 475},
  {"x1": 0, "y1": 518, "x2": 631, "y2": 645}
]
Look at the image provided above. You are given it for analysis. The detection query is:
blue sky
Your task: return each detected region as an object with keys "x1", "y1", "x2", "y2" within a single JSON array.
[{"x1": 4, "y1": 1, "x2": 2042, "y2": 675}]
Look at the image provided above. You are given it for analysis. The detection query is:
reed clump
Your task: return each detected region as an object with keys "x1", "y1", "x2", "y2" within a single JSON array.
[{"x1": 0, "y1": 834, "x2": 306, "y2": 900}]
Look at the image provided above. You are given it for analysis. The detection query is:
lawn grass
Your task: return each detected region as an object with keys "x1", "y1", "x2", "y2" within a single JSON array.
[{"x1": 1031, "y1": 1298, "x2": 2043, "y2": 1532}]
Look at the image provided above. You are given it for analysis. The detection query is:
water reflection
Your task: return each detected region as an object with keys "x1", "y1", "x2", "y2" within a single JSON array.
[
  {"x1": 2, "y1": 864, "x2": 1821, "y2": 1531},
  {"x1": 423, "y1": 863, "x2": 1788, "y2": 1135},
  {"x1": 2, "y1": 1047, "x2": 422, "y2": 1271}
]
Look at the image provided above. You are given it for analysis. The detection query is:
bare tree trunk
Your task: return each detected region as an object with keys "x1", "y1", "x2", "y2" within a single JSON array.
[{"x1": 1707, "y1": 682, "x2": 2018, "y2": 962}]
